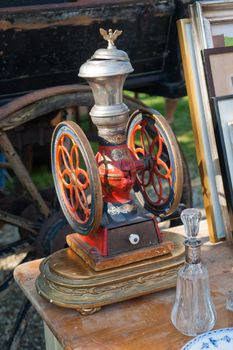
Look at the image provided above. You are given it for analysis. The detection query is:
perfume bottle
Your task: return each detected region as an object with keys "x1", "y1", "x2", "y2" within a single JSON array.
[{"x1": 171, "y1": 208, "x2": 216, "y2": 336}]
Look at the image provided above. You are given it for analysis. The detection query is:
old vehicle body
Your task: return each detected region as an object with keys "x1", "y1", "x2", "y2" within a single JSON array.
[{"x1": 0, "y1": 0, "x2": 191, "y2": 103}]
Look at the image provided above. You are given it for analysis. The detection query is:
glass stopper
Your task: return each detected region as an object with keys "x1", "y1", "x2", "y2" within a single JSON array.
[{"x1": 181, "y1": 208, "x2": 202, "y2": 242}]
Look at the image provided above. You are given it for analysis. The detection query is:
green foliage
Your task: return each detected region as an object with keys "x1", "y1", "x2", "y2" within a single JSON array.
[
  {"x1": 224, "y1": 37, "x2": 233, "y2": 46},
  {"x1": 171, "y1": 98, "x2": 196, "y2": 171},
  {"x1": 31, "y1": 165, "x2": 53, "y2": 189}
]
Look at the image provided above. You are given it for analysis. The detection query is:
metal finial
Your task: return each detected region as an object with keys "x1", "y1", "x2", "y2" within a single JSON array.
[{"x1": 99, "y1": 28, "x2": 122, "y2": 48}]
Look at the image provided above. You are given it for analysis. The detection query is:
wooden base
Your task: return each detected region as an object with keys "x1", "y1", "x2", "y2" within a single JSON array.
[
  {"x1": 67, "y1": 233, "x2": 174, "y2": 271},
  {"x1": 36, "y1": 232, "x2": 184, "y2": 314}
]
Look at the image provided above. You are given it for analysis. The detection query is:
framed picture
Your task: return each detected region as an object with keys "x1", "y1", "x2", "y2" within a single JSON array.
[
  {"x1": 190, "y1": 1, "x2": 233, "y2": 49},
  {"x1": 211, "y1": 96, "x2": 233, "y2": 217},
  {"x1": 210, "y1": 19, "x2": 233, "y2": 47},
  {"x1": 177, "y1": 19, "x2": 232, "y2": 242},
  {"x1": 203, "y1": 46, "x2": 233, "y2": 97}
]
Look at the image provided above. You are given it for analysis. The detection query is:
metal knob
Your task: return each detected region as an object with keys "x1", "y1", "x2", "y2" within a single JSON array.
[{"x1": 129, "y1": 233, "x2": 140, "y2": 245}]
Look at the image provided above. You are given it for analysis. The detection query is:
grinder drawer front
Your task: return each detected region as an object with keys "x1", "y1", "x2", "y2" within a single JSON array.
[{"x1": 107, "y1": 219, "x2": 159, "y2": 256}]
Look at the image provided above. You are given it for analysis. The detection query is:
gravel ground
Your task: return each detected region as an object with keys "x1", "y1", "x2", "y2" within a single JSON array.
[
  {"x1": 0, "y1": 283, "x2": 45, "y2": 350},
  {"x1": 0, "y1": 225, "x2": 45, "y2": 350},
  {"x1": 0, "y1": 171, "x2": 204, "y2": 350}
]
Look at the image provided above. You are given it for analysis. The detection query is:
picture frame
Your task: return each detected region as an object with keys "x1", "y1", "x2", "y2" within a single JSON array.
[
  {"x1": 211, "y1": 96, "x2": 233, "y2": 217},
  {"x1": 203, "y1": 46, "x2": 233, "y2": 97},
  {"x1": 190, "y1": 1, "x2": 233, "y2": 50},
  {"x1": 177, "y1": 19, "x2": 232, "y2": 242}
]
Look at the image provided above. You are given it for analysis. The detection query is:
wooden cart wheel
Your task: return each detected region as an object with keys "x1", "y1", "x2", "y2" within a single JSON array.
[
  {"x1": 127, "y1": 108, "x2": 183, "y2": 218},
  {"x1": 51, "y1": 121, "x2": 102, "y2": 235}
]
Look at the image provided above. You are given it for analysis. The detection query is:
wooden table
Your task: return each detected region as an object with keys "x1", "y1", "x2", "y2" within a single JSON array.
[{"x1": 14, "y1": 221, "x2": 233, "y2": 350}]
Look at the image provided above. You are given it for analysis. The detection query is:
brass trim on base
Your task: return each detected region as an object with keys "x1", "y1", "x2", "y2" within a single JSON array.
[
  {"x1": 66, "y1": 233, "x2": 174, "y2": 271},
  {"x1": 36, "y1": 232, "x2": 184, "y2": 314}
]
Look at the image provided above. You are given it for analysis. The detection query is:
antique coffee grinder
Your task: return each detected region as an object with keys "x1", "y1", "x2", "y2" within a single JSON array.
[{"x1": 36, "y1": 29, "x2": 185, "y2": 314}]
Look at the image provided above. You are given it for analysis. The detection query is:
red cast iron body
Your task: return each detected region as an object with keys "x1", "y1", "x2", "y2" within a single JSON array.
[{"x1": 80, "y1": 140, "x2": 162, "y2": 256}]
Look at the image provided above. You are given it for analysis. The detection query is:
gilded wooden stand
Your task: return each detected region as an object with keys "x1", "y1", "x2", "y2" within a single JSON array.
[
  {"x1": 36, "y1": 232, "x2": 184, "y2": 315},
  {"x1": 66, "y1": 233, "x2": 174, "y2": 271}
]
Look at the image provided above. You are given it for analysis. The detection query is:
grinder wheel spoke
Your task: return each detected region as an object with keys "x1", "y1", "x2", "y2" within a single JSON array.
[
  {"x1": 51, "y1": 121, "x2": 103, "y2": 235},
  {"x1": 127, "y1": 108, "x2": 183, "y2": 218}
]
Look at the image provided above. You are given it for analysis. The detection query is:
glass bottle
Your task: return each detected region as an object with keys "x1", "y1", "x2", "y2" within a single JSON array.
[{"x1": 171, "y1": 208, "x2": 216, "y2": 336}]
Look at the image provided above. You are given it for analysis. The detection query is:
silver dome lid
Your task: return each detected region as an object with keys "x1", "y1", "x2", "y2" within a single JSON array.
[{"x1": 79, "y1": 28, "x2": 134, "y2": 78}]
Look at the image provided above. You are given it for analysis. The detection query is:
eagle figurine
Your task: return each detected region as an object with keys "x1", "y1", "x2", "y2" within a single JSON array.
[{"x1": 99, "y1": 28, "x2": 122, "y2": 48}]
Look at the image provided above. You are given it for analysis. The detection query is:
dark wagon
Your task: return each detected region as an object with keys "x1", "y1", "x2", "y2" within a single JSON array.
[
  {"x1": 0, "y1": 0, "x2": 190, "y2": 100},
  {"x1": 0, "y1": 0, "x2": 192, "y2": 347}
]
